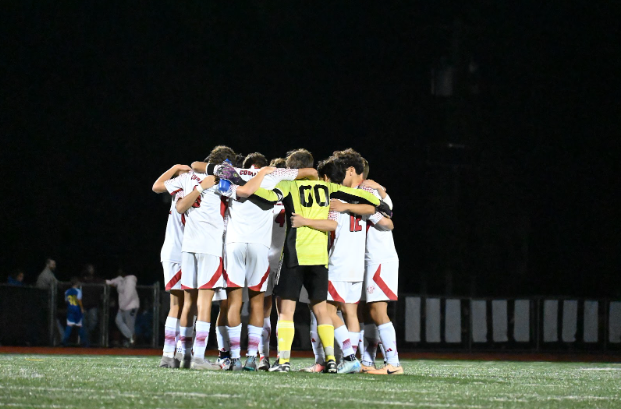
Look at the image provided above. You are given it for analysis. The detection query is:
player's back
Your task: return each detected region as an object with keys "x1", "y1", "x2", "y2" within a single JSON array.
[
  {"x1": 328, "y1": 204, "x2": 366, "y2": 282},
  {"x1": 65, "y1": 288, "x2": 81, "y2": 313}
]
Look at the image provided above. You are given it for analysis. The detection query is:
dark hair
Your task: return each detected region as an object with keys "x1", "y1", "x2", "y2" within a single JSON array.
[
  {"x1": 204, "y1": 145, "x2": 236, "y2": 164},
  {"x1": 70, "y1": 276, "x2": 80, "y2": 286},
  {"x1": 233, "y1": 153, "x2": 245, "y2": 168},
  {"x1": 333, "y1": 148, "x2": 364, "y2": 175},
  {"x1": 270, "y1": 158, "x2": 286, "y2": 168},
  {"x1": 286, "y1": 148, "x2": 314, "y2": 169},
  {"x1": 243, "y1": 152, "x2": 268, "y2": 169},
  {"x1": 317, "y1": 158, "x2": 345, "y2": 184},
  {"x1": 362, "y1": 157, "x2": 370, "y2": 179}
]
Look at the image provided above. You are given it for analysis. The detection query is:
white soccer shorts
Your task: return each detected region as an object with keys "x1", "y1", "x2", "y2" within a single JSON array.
[
  {"x1": 180, "y1": 252, "x2": 225, "y2": 290},
  {"x1": 213, "y1": 287, "x2": 227, "y2": 302},
  {"x1": 364, "y1": 259, "x2": 399, "y2": 302},
  {"x1": 162, "y1": 261, "x2": 182, "y2": 291},
  {"x1": 224, "y1": 242, "x2": 270, "y2": 292},
  {"x1": 327, "y1": 281, "x2": 363, "y2": 304},
  {"x1": 66, "y1": 318, "x2": 83, "y2": 327}
]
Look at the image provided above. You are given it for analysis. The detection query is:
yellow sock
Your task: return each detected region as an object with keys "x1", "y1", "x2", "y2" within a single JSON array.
[
  {"x1": 276, "y1": 320, "x2": 295, "y2": 364},
  {"x1": 317, "y1": 324, "x2": 336, "y2": 362}
]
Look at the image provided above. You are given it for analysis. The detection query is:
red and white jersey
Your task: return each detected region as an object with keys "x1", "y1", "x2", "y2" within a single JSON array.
[
  {"x1": 365, "y1": 190, "x2": 398, "y2": 263},
  {"x1": 160, "y1": 189, "x2": 185, "y2": 263},
  {"x1": 225, "y1": 167, "x2": 298, "y2": 248},
  {"x1": 328, "y1": 200, "x2": 366, "y2": 282},
  {"x1": 269, "y1": 201, "x2": 287, "y2": 262},
  {"x1": 165, "y1": 171, "x2": 236, "y2": 257}
]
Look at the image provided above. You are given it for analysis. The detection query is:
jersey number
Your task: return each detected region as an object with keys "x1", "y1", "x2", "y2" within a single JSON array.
[
  {"x1": 275, "y1": 209, "x2": 286, "y2": 227},
  {"x1": 350, "y1": 215, "x2": 362, "y2": 232},
  {"x1": 299, "y1": 185, "x2": 330, "y2": 208}
]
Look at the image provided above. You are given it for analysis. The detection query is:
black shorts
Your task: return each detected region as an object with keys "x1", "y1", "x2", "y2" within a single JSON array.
[{"x1": 274, "y1": 264, "x2": 328, "y2": 302}]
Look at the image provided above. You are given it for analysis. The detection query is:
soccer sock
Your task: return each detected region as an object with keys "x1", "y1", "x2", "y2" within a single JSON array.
[
  {"x1": 247, "y1": 325, "x2": 262, "y2": 357},
  {"x1": 193, "y1": 321, "x2": 211, "y2": 360},
  {"x1": 349, "y1": 331, "x2": 361, "y2": 356},
  {"x1": 227, "y1": 324, "x2": 242, "y2": 359},
  {"x1": 358, "y1": 325, "x2": 365, "y2": 359},
  {"x1": 377, "y1": 321, "x2": 399, "y2": 366},
  {"x1": 259, "y1": 317, "x2": 271, "y2": 359},
  {"x1": 216, "y1": 325, "x2": 230, "y2": 358},
  {"x1": 276, "y1": 320, "x2": 295, "y2": 364},
  {"x1": 163, "y1": 317, "x2": 179, "y2": 357},
  {"x1": 309, "y1": 312, "x2": 325, "y2": 364},
  {"x1": 317, "y1": 324, "x2": 336, "y2": 362},
  {"x1": 178, "y1": 326, "x2": 194, "y2": 357},
  {"x1": 334, "y1": 325, "x2": 355, "y2": 358},
  {"x1": 363, "y1": 323, "x2": 379, "y2": 366}
]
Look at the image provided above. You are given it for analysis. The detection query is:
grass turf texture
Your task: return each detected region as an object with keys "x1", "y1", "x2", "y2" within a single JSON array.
[{"x1": 1, "y1": 355, "x2": 620, "y2": 408}]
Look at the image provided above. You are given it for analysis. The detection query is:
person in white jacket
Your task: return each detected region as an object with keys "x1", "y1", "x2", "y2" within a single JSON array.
[{"x1": 107, "y1": 270, "x2": 140, "y2": 346}]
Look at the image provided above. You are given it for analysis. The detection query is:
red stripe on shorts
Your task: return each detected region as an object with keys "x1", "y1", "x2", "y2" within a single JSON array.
[{"x1": 372, "y1": 264, "x2": 398, "y2": 301}]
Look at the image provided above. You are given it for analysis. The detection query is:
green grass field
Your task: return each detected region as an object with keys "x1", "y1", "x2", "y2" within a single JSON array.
[{"x1": 1, "y1": 355, "x2": 620, "y2": 408}]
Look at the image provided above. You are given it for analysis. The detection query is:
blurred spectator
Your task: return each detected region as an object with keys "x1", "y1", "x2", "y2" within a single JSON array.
[
  {"x1": 62, "y1": 277, "x2": 88, "y2": 347},
  {"x1": 106, "y1": 269, "x2": 140, "y2": 347},
  {"x1": 36, "y1": 258, "x2": 58, "y2": 290},
  {"x1": 81, "y1": 264, "x2": 104, "y2": 344},
  {"x1": 7, "y1": 269, "x2": 25, "y2": 286}
]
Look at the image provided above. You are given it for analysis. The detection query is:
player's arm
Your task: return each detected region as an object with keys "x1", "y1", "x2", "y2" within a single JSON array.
[
  {"x1": 175, "y1": 176, "x2": 217, "y2": 214},
  {"x1": 191, "y1": 161, "x2": 207, "y2": 173},
  {"x1": 106, "y1": 277, "x2": 121, "y2": 287},
  {"x1": 248, "y1": 181, "x2": 292, "y2": 204},
  {"x1": 329, "y1": 199, "x2": 375, "y2": 216},
  {"x1": 295, "y1": 168, "x2": 319, "y2": 180},
  {"x1": 152, "y1": 164, "x2": 192, "y2": 193},
  {"x1": 291, "y1": 212, "x2": 337, "y2": 232},
  {"x1": 330, "y1": 184, "x2": 380, "y2": 207},
  {"x1": 374, "y1": 217, "x2": 394, "y2": 231},
  {"x1": 235, "y1": 167, "x2": 277, "y2": 197},
  {"x1": 360, "y1": 179, "x2": 387, "y2": 199}
]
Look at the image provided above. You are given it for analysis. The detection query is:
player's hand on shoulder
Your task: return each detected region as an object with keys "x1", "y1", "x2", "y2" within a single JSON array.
[
  {"x1": 329, "y1": 199, "x2": 348, "y2": 213},
  {"x1": 360, "y1": 179, "x2": 384, "y2": 191},
  {"x1": 290, "y1": 212, "x2": 307, "y2": 228},
  {"x1": 200, "y1": 175, "x2": 217, "y2": 189},
  {"x1": 175, "y1": 164, "x2": 192, "y2": 175}
]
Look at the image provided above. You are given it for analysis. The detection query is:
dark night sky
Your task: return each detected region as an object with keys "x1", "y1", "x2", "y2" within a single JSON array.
[{"x1": 1, "y1": 2, "x2": 619, "y2": 297}]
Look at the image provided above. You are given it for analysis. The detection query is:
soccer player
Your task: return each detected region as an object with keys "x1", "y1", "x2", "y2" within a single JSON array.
[
  {"x1": 334, "y1": 149, "x2": 403, "y2": 375},
  {"x1": 152, "y1": 163, "x2": 192, "y2": 368},
  {"x1": 62, "y1": 277, "x2": 88, "y2": 347},
  {"x1": 191, "y1": 153, "x2": 316, "y2": 371},
  {"x1": 166, "y1": 146, "x2": 277, "y2": 370},
  {"x1": 242, "y1": 149, "x2": 383, "y2": 372}
]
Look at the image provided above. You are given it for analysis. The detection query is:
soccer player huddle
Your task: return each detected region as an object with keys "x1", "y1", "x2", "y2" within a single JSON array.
[{"x1": 152, "y1": 146, "x2": 402, "y2": 375}]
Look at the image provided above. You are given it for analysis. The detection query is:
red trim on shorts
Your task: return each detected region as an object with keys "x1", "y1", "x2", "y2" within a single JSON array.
[
  {"x1": 372, "y1": 264, "x2": 398, "y2": 301},
  {"x1": 327, "y1": 281, "x2": 345, "y2": 303},
  {"x1": 165, "y1": 269, "x2": 182, "y2": 291},
  {"x1": 248, "y1": 266, "x2": 270, "y2": 292},
  {"x1": 199, "y1": 257, "x2": 224, "y2": 289},
  {"x1": 181, "y1": 284, "x2": 193, "y2": 290}
]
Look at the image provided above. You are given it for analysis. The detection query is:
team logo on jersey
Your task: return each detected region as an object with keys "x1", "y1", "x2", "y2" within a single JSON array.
[{"x1": 367, "y1": 285, "x2": 375, "y2": 294}]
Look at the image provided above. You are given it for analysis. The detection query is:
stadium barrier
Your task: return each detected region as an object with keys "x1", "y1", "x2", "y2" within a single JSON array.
[{"x1": 398, "y1": 296, "x2": 621, "y2": 352}]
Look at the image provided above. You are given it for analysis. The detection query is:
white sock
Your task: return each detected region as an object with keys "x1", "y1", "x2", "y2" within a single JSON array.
[
  {"x1": 349, "y1": 331, "x2": 360, "y2": 356},
  {"x1": 358, "y1": 325, "x2": 365, "y2": 359},
  {"x1": 247, "y1": 325, "x2": 262, "y2": 357},
  {"x1": 363, "y1": 323, "x2": 379, "y2": 366},
  {"x1": 178, "y1": 326, "x2": 194, "y2": 358},
  {"x1": 193, "y1": 321, "x2": 211, "y2": 360},
  {"x1": 163, "y1": 317, "x2": 178, "y2": 357},
  {"x1": 334, "y1": 325, "x2": 355, "y2": 357},
  {"x1": 377, "y1": 321, "x2": 399, "y2": 366},
  {"x1": 309, "y1": 312, "x2": 325, "y2": 364},
  {"x1": 216, "y1": 325, "x2": 230, "y2": 354},
  {"x1": 227, "y1": 324, "x2": 242, "y2": 359},
  {"x1": 259, "y1": 317, "x2": 271, "y2": 359}
]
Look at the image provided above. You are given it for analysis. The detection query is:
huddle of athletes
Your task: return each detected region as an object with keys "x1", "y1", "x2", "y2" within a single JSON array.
[{"x1": 152, "y1": 146, "x2": 402, "y2": 375}]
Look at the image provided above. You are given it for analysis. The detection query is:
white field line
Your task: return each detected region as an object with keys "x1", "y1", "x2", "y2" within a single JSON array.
[
  {"x1": 579, "y1": 367, "x2": 621, "y2": 371},
  {"x1": 297, "y1": 396, "x2": 485, "y2": 408}
]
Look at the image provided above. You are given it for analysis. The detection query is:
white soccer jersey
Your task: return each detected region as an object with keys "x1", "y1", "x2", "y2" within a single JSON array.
[
  {"x1": 160, "y1": 190, "x2": 185, "y2": 263},
  {"x1": 224, "y1": 167, "x2": 298, "y2": 248},
  {"x1": 328, "y1": 200, "x2": 366, "y2": 282},
  {"x1": 165, "y1": 171, "x2": 236, "y2": 257},
  {"x1": 365, "y1": 190, "x2": 398, "y2": 263},
  {"x1": 269, "y1": 201, "x2": 287, "y2": 262}
]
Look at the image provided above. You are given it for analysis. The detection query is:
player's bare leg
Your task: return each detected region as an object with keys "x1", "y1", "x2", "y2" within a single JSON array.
[
  {"x1": 310, "y1": 300, "x2": 337, "y2": 373},
  {"x1": 366, "y1": 301, "x2": 403, "y2": 375},
  {"x1": 225, "y1": 287, "x2": 244, "y2": 369},
  {"x1": 257, "y1": 295, "x2": 273, "y2": 370},
  {"x1": 243, "y1": 290, "x2": 266, "y2": 371},
  {"x1": 327, "y1": 302, "x2": 360, "y2": 373}
]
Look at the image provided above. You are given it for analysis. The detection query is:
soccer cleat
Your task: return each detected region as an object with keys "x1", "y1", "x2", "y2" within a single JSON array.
[
  {"x1": 159, "y1": 356, "x2": 180, "y2": 369},
  {"x1": 366, "y1": 363, "x2": 404, "y2": 375},
  {"x1": 268, "y1": 360, "x2": 291, "y2": 372},
  {"x1": 230, "y1": 358, "x2": 243, "y2": 371},
  {"x1": 323, "y1": 359, "x2": 337, "y2": 374},
  {"x1": 191, "y1": 358, "x2": 222, "y2": 371},
  {"x1": 218, "y1": 357, "x2": 232, "y2": 371},
  {"x1": 175, "y1": 351, "x2": 192, "y2": 369},
  {"x1": 360, "y1": 363, "x2": 376, "y2": 373},
  {"x1": 337, "y1": 358, "x2": 362, "y2": 374},
  {"x1": 243, "y1": 356, "x2": 257, "y2": 371},
  {"x1": 257, "y1": 357, "x2": 270, "y2": 371},
  {"x1": 300, "y1": 363, "x2": 326, "y2": 373},
  {"x1": 215, "y1": 161, "x2": 246, "y2": 186}
]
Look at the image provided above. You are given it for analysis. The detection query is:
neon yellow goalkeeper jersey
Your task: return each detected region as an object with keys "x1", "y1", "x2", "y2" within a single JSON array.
[{"x1": 252, "y1": 180, "x2": 380, "y2": 267}]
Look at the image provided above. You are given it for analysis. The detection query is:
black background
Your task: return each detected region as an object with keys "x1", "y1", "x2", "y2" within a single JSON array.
[{"x1": 1, "y1": 2, "x2": 619, "y2": 297}]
